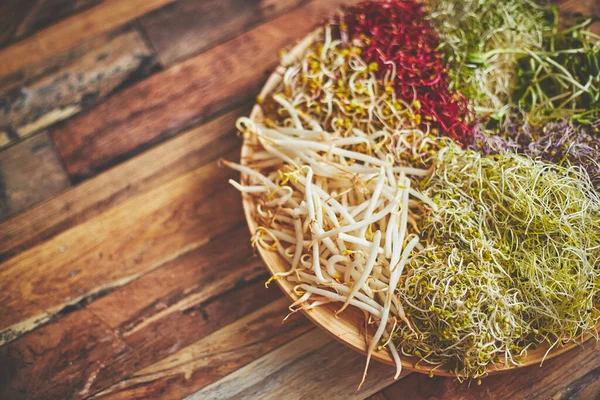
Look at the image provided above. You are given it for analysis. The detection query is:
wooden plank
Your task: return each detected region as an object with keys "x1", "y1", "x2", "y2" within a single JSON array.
[
  {"x1": 86, "y1": 224, "x2": 263, "y2": 331},
  {"x1": 0, "y1": 308, "x2": 139, "y2": 400},
  {"x1": 91, "y1": 299, "x2": 311, "y2": 399},
  {"x1": 0, "y1": 159, "x2": 240, "y2": 346},
  {"x1": 186, "y1": 329, "x2": 409, "y2": 400},
  {"x1": 0, "y1": 224, "x2": 302, "y2": 399},
  {"x1": 382, "y1": 339, "x2": 600, "y2": 400},
  {"x1": 0, "y1": 0, "x2": 175, "y2": 79},
  {"x1": 0, "y1": 0, "x2": 101, "y2": 49},
  {"x1": 89, "y1": 237, "x2": 283, "y2": 372},
  {"x1": 50, "y1": 0, "x2": 356, "y2": 182},
  {"x1": 139, "y1": 0, "x2": 307, "y2": 66},
  {"x1": 0, "y1": 132, "x2": 70, "y2": 220},
  {"x1": 0, "y1": 106, "x2": 247, "y2": 263},
  {"x1": 554, "y1": 367, "x2": 600, "y2": 400},
  {"x1": 0, "y1": 24, "x2": 150, "y2": 94},
  {"x1": 0, "y1": 24, "x2": 158, "y2": 144}
]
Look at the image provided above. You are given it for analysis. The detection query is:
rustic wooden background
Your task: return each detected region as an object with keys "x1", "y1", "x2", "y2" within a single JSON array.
[{"x1": 0, "y1": 1, "x2": 598, "y2": 399}]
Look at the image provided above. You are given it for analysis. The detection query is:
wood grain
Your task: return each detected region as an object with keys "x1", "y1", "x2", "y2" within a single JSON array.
[
  {"x1": 0, "y1": 308, "x2": 139, "y2": 400},
  {"x1": 0, "y1": 106, "x2": 247, "y2": 263},
  {"x1": 96, "y1": 257, "x2": 280, "y2": 371},
  {"x1": 91, "y1": 298, "x2": 311, "y2": 399},
  {"x1": 0, "y1": 161, "x2": 240, "y2": 346},
  {"x1": 0, "y1": 224, "x2": 300, "y2": 399},
  {"x1": 186, "y1": 329, "x2": 409, "y2": 400},
  {"x1": 85, "y1": 224, "x2": 277, "y2": 355},
  {"x1": 86, "y1": 224, "x2": 263, "y2": 331},
  {"x1": 139, "y1": 0, "x2": 308, "y2": 66},
  {"x1": 554, "y1": 367, "x2": 600, "y2": 400},
  {"x1": 0, "y1": 0, "x2": 175, "y2": 79},
  {"x1": 0, "y1": 0, "x2": 101, "y2": 49},
  {"x1": 0, "y1": 24, "x2": 158, "y2": 143},
  {"x1": 382, "y1": 339, "x2": 600, "y2": 400},
  {"x1": 51, "y1": 0, "x2": 355, "y2": 182},
  {"x1": 90, "y1": 277, "x2": 287, "y2": 397},
  {"x1": 0, "y1": 132, "x2": 70, "y2": 220}
]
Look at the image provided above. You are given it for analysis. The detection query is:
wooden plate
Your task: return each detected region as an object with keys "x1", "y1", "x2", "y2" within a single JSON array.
[{"x1": 238, "y1": 27, "x2": 594, "y2": 378}]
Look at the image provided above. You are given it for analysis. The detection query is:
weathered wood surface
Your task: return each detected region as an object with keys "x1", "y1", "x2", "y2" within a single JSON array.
[
  {"x1": 185, "y1": 329, "x2": 404, "y2": 400},
  {"x1": 92, "y1": 299, "x2": 312, "y2": 399},
  {"x1": 50, "y1": 0, "x2": 351, "y2": 182},
  {"x1": 0, "y1": 158, "x2": 240, "y2": 345},
  {"x1": 0, "y1": 309, "x2": 139, "y2": 400},
  {"x1": 0, "y1": 1, "x2": 598, "y2": 399},
  {"x1": 0, "y1": 24, "x2": 159, "y2": 148},
  {"x1": 0, "y1": 106, "x2": 247, "y2": 262},
  {"x1": 0, "y1": 132, "x2": 70, "y2": 220},
  {"x1": 382, "y1": 339, "x2": 600, "y2": 400}
]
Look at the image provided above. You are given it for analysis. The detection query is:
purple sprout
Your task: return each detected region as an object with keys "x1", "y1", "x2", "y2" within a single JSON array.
[{"x1": 470, "y1": 121, "x2": 600, "y2": 191}]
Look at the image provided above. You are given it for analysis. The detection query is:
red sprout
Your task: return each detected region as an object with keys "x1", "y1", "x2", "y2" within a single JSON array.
[{"x1": 341, "y1": 0, "x2": 475, "y2": 145}]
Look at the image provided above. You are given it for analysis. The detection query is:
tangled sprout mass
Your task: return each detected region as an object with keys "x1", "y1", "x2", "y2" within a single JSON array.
[
  {"x1": 399, "y1": 143, "x2": 600, "y2": 378},
  {"x1": 342, "y1": 0, "x2": 474, "y2": 144}
]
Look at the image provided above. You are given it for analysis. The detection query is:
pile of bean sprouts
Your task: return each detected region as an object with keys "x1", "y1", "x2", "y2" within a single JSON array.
[
  {"x1": 228, "y1": 30, "x2": 437, "y2": 384},
  {"x1": 225, "y1": 1, "x2": 600, "y2": 385}
]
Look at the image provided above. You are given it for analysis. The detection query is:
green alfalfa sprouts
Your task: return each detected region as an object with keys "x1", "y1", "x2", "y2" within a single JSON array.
[
  {"x1": 426, "y1": 0, "x2": 550, "y2": 120},
  {"x1": 427, "y1": 0, "x2": 600, "y2": 127},
  {"x1": 393, "y1": 142, "x2": 600, "y2": 380},
  {"x1": 513, "y1": 17, "x2": 600, "y2": 125}
]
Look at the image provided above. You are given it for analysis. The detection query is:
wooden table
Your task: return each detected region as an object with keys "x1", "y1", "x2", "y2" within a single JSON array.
[{"x1": 0, "y1": 1, "x2": 598, "y2": 399}]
